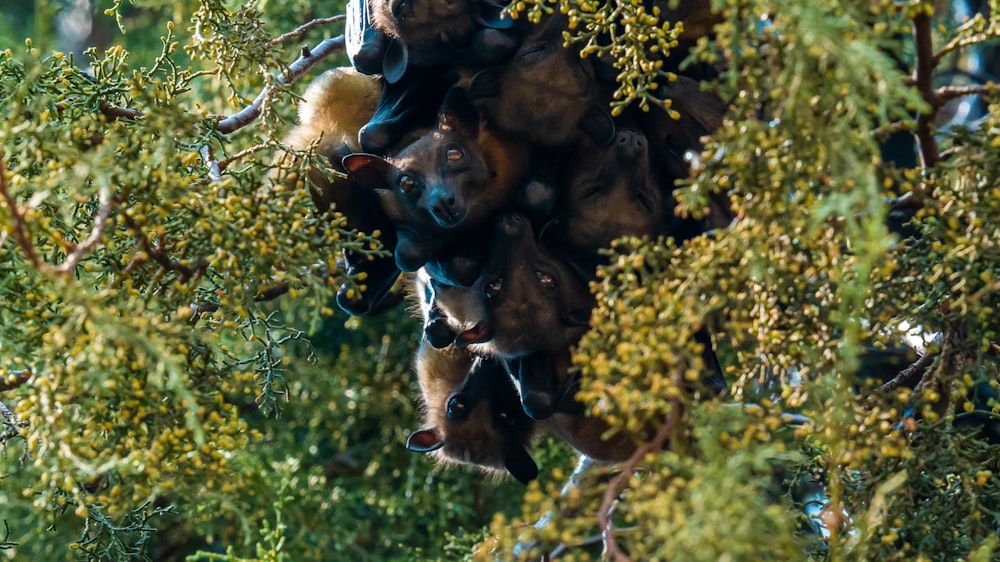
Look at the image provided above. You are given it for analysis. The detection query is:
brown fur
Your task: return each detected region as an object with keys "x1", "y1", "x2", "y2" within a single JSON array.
[
  {"x1": 284, "y1": 67, "x2": 382, "y2": 154},
  {"x1": 408, "y1": 273, "x2": 539, "y2": 483}
]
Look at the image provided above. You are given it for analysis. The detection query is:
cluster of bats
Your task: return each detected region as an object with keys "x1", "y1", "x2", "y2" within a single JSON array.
[{"x1": 280, "y1": 0, "x2": 730, "y2": 483}]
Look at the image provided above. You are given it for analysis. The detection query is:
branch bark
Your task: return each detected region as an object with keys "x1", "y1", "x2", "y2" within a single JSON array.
[
  {"x1": 215, "y1": 35, "x2": 346, "y2": 134},
  {"x1": 597, "y1": 371, "x2": 683, "y2": 562}
]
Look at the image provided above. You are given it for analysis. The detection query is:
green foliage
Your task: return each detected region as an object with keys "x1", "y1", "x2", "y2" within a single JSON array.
[{"x1": 2, "y1": 0, "x2": 1000, "y2": 560}]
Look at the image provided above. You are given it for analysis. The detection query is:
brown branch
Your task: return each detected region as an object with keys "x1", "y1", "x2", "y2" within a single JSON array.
[
  {"x1": 876, "y1": 352, "x2": 936, "y2": 395},
  {"x1": 215, "y1": 35, "x2": 346, "y2": 134},
  {"x1": 0, "y1": 150, "x2": 45, "y2": 269},
  {"x1": 256, "y1": 283, "x2": 290, "y2": 301},
  {"x1": 0, "y1": 370, "x2": 31, "y2": 393},
  {"x1": 55, "y1": 190, "x2": 112, "y2": 274},
  {"x1": 936, "y1": 83, "x2": 997, "y2": 104},
  {"x1": 121, "y1": 213, "x2": 208, "y2": 283},
  {"x1": 597, "y1": 374, "x2": 682, "y2": 562},
  {"x1": 268, "y1": 15, "x2": 346, "y2": 47},
  {"x1": 912, "y1": 10, "x2": 941, "y2": 177},
  {"x1": 3, "y1": 152, "x2": 111, "y2": 275},
  {"x1": 218, "y1": 143, "x2": 273, "y2": 172},
  {"x1": 97, "y1": 100, "x2": 144, "y2": 121}
]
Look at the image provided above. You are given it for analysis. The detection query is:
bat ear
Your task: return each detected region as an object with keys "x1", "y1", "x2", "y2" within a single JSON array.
[
  {"x1": 438, "y1": 87, "x2": 479, "y2": 138},
  {"x1": 474, "y1": 1, "x2": 514, "y2": 29},
  {"x1": 580, "y1": 107, "x2": 616, "y2": 147},
  {"x1": 395, "y1": 232, "x2": 435, "y2": 272},
  {"x1": 341, "y1": 153, "x2": 394, "y2": 190},
  {"x1": 467, "y1": 69, "x2": 502, "y2": 99},
  {"x1": 382, "y1": 39, "x2": 409, "y2": 84},
  {"x1": 503, "y1": 445, "x2": 539, "y2": 484},
  {"x1": 406, "y1": 428, "x2": 445, "y2": 452}
]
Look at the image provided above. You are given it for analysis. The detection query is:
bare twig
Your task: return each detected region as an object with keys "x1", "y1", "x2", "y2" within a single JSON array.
[
  {"x1": 548, "y1": 533, "x2": 613, "y2": 559},
  {"x1": 268, "y1": 15, "x2": 346, "y2": 47},
  {"x1": 876, "y1": 352, "x2": 936, "y2": 395},
  {"x1": 0, "y1": 370, "x2": 32, "y2": 393},
  {"x1": 597, "y1": 373, "x2": 682, "y2": 562},
  {"x1": 55, "y1": 190, "x2": 112, "y2": 274},
  {"x1": 97, "y1": 100, "x2": 144, "y2": 121},
  {"x1": 0, "y1": 151, "x2": 45, "y2": 269},
  {"x1": 256, "y1": 283, "x2": 290, "y2": 301},
  {"x1": 218, "y1": 143, "x2": 273, "y2": 172},
  {"x1": 934, "y1": 16, "x2": 1000, "y2": 65},
  {"x1": 936, "y1": 83, "x2": 996, "y2": 103},
  {"x1": 215, "y1": 35, "x2": 346, "y2": 134},
  {"x1": 121, "y1": 212, "x2": 209, "y2": 283}
]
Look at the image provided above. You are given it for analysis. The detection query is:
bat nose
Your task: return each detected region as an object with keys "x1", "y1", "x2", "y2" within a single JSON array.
[{"x1": 430, "y1": 192, "x2": 463, "y2": 227}]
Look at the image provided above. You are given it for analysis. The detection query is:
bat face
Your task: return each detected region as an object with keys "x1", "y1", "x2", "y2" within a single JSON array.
[
  {"x1": 479, "y1": 213, "x2": 593, "y2": 358},
  {"x1": 407, "y1": 355, "x2": 538, "y2": 484},
  {"x1": 414, "y1": 267, "x2": 493, "y2": 351},
  {"x1": 561, "y1": 128, "x2": 663, "y2": 252},
  {"x1": 469, "y1": 13, "x2": 615, "y2": 147},
  {"x1": 344, "y1": 87, "x2": 528, "y2": 272}
]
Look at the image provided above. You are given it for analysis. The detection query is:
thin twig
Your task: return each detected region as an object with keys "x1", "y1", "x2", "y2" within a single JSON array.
[
  {"x1": 936, "y1": 83, "x2": 996, "y2": 103},
  {"x1": 218, "y1": 143, "x2": 273, "y2": 172},
  {"x1": 97, "y1": 100, "x2": 144, "y2": 121},
  {"x1": 876, "y1": 352, "x2": 935, "y2": 395},
  {"x1": 268, "y1": 15, "x2": 346, "y2": 47},
  {"x1": 0, "y1": 151, "x2": 45, "y2": 269},
  {"x1": 597, "y1": 373, "x2": 682, "y2": 562},
  {"x1": 548, "y1": 532, "x2": 617, "y2": 559},
  {"x1": 0, "y1": 370, "x2": 32, "y2": 393},
  {"x1": 121, "y1": 213, "x2": 209, "y2": 283},
  {"x1": 215, "y1": 36, "x2": 346, "y2": 134},
  {"x1": 933, "y1": 16, "x2": 1000, "y2": 65},
  {"x1": 55, "y1": 190, "x2": 112, "y2": 274}
]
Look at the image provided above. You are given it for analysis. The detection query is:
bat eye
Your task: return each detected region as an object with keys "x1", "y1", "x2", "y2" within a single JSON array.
[
  {"x1": 497, "y1": 409, "x2": 517, "y2": 427},
  {"x1": 447, "y1": 395, "x2": 470, "y2": 421},
  {"x1": 445, "y1": 146, "x2": 464, "y2": 162},
  {"x1": 484, "y1": 278, "x2": 503, "y2": 300},
  {"x1": 398, "y1": 174, "x2": 416, "y2": 194},
  {"x1": 536, "y1": 271, "x2": 556, "y2": 288}
]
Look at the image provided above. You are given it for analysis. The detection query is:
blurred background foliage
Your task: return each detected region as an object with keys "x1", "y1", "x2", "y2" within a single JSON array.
[{"x1": 1, "y1": 0, "x2": 999, "y2": 561}]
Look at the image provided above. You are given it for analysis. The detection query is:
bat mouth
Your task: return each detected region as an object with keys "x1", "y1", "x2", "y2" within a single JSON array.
[
  {"x1": 431, "y1": 206, "x2": 466, "y2": 228},
  {"x1": 455, "y1": 321, "x2": 494, "y2": 347}
]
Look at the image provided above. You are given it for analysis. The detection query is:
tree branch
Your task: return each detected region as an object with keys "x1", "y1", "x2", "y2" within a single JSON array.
[
  {"x1": 0, "y1": 151, "x2": 45, "y2": 270},
  {"x1": 200, "y1": 145, "x2": 222, "y2": 183},
  {"x1": 215, "y1": 35, "x2": 346, "y2": 134},
  {"x1": 876, "y1": 352, "x2": 935, "y2": 395},
  {"x1": 55, "y1": 190, "x2": 112, "y2": 274},
  {"x1": 936, "y1": 83, "x2": 996, "y2": 104},
  {"x1": 268, "y1": 15, "x2": 346, "y2": 47},
  {"x1": 121, "y1": 212, "x2": 209, "y2": 283},
  {"x1": 0, "y1": 370, "x2": 32, "y2": 393},
  {"x1": 912, "y1": 10, "x2": 941, "y2": 177},
  {"x1": 597, "y1": 372, "x2": 682, "y2": 562},
  {"x1": 97, "y1": 100, "x2": 144, "y2": 121}
]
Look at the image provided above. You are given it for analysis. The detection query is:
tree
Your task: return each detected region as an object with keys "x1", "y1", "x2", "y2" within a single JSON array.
[{"x1": 1, "y1": 0, "x2": 999, "y2": 561}]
